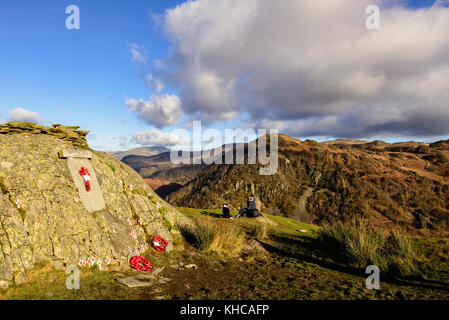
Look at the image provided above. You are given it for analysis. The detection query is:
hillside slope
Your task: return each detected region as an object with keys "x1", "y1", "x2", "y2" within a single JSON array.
[{"x1": 166, "y1": 135, "x2": 449, "y2": 236}]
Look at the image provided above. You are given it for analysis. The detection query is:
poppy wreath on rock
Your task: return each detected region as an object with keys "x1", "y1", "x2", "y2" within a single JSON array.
[
  {"x1": 78, "y1": 166, "x2": 91, "y2": 192},
  {"x1": 152, "y1": 236, "x2": 168, "y2": 252},
  {"x1": 129, "y1": 255, "x2": 153, "y2": 272}
]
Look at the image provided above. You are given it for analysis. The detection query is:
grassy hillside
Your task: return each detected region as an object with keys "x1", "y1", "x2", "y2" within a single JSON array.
[
  {"x1": 166, "y1": 135, "x2": 449, "y2": 237},
  {"x1": 2, "y1": 207, "x2": 448, "y2": 300}
]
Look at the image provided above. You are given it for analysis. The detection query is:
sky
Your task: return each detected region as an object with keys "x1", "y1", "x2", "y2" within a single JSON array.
[{"x1": 1, "y1": 0, "x2": 448, "y2": 151}]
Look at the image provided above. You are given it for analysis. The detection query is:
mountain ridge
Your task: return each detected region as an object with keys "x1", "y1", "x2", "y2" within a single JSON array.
[
  {"x1": 122, "y1": 134, "x2": 449, "y2": 236},
  {"x1": 109, "y1": 146, "x2": 169, "y2": 161}
]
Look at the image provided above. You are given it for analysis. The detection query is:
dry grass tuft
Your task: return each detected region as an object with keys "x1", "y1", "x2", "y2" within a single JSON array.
[
  {"x1": 251, "y1": 222, "x2": 268, "y2": 240},
  {"x1": 319, "y1": 218, "x2": 421, "y2": 277},
  {"x1": 179, "y1": 217, "x2": 245, "y2": 255}
]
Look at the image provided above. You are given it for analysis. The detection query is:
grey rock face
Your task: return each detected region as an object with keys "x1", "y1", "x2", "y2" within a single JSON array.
[
  {"x1": 0, "y1": 124, "x2": 192, "y2": 285},
  {"x1": 116, "y1": 276, "x2": 153, "y2": 288}
]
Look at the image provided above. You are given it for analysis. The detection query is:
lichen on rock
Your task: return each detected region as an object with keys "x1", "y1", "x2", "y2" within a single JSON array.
[{"x1": 0, "y1": 122, "x2": 191, "y2": 286}]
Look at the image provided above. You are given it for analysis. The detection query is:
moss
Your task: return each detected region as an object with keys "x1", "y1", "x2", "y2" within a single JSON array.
[
  {"x1": 147, "y1": 194, "x2": 158, "y2": 204},
  {"x1": 163, "y1": 217, "x2": 173, "y2": 232},
  {"x1": 0, "y1": 176, "x2": 27, "y2": 220},
  {"x1": 106, "y1": 163, "x2": 116, "y2": 173},
  {"x1": 18, "y1": 208, "x2": 27, "y2": 221},
  {"x1": 132, "y1": 188, "x2": 146, "y2": 196},
  {"x1": 0, "y1": 177, "x2": 8, "y2": 194}
]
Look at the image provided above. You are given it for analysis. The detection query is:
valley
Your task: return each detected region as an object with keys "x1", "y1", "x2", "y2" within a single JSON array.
[{"x1": 123, "y1": 134, "x2": 449, "y2": 237}]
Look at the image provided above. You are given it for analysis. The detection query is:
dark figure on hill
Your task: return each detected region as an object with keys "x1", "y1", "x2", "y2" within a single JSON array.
[
  {"x1": 222, "y1": 204, "x2": 231, "y2": 218},
  {"x1": 236, "y1": 194, "x2": 262, "y2": 218}
]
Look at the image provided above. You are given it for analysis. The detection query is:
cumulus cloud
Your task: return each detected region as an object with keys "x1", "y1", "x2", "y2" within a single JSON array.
[
  {"x1": 126, "y1": 94, "x2": 183, "y2": 128},
  {"x1": 127, "y1": 43, "x2": 182, "y2": 126},
  {"x1": 156, "y1": 0, "x2": 449, "y2": 138},
  {"x1": 8, "y1": 107, "x2": 44, "y2": 123},
  {"x1": 132, "y1": 129, "x2": 188, "y2": 146}
]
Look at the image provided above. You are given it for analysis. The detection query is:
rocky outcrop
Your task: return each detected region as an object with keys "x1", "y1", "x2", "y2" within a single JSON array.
[
  {"x1": 0, "y1": 122, "x2": 90, "y2": 148},
  {"x1": 0, "y1": 122, "x2": 191, "y2": 288}
]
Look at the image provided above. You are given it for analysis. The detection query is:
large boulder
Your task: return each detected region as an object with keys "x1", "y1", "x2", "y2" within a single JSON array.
[{"x1": 0, "y1": 122, "x2": 190, "y2": 286}]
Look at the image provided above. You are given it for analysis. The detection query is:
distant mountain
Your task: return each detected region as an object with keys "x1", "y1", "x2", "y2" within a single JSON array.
[
  {"x1": 321, "y1": 138, "x2": 369, "y2": 146},
  {"x1": 120, "y1": 144, "x2": 241, "y2": 197},
  {"x1": 109, "y1": 146, "x2": 169, "y2": 161}
]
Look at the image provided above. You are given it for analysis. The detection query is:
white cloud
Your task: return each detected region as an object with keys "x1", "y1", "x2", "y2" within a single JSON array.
[
  {"x1": 87, "y1": 134, "x2": 97, "y2": 141},
  {"x1": 0, "y1": 110, "x2": 6, "y2": 124},
  {"x1": 155, "y1": 0, "x2": 449, "y2": 138},
  {"x1": 8, "y1": 107, "x2": 44, "y2": 123},
  {"x1": 145, "y1": 75, "x2": 164, "y2": 94},
  {"x1": 118, "y1": 135, "x2": 129, "y2": 148},
  {"x1": 129, "y1": 43, "x2": 147, "y2": 64},
  {"x1": 126, "y1": 94, "x2": 183, "y2": 128},
  {"x1": 132, "y1": 129, "x2": 188, "y2": 146}
]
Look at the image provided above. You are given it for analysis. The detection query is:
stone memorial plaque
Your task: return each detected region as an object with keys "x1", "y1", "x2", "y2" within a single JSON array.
[{"x1": 59, "y1": 149, "x2": 106, "y2": 212}]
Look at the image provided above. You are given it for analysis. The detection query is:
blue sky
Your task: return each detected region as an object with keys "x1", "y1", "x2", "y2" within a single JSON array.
[
  {"x1": 0, "y1": 0, "x2": 183, "y2": 150},
  {"x1": 1, "y1": 0, "x2": 448, "y2": 150}
]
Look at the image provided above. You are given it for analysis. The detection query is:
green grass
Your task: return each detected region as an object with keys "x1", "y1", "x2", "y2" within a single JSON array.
[
  {"x1": 131, "y1": 188, "x2": 147, "y2": 196},
  {"x1": 177, "y1": 207, "x2": 449, "y2": 284},
  {"x1": 18, "y1": 207, "x2": 27, "y2": 221},
  {"x1": 176, "y1": 207, "x2": 318, "y2": 238},
  {"x1": 147, "y1": 195, "x2": 157, "y2": 204},
  {"x1": 168, "y1": 207, "x2": 449, "y2": 300},
  {"x1": 0, "y1": 176, "x2": 8, "y2": 194},
  {"x1": 162, "y1": 217, "x2": 173, "y2": 232},
  {"x1": 251, "y1": 222, "x2": 267, "y2": 240},
  {"x1": 178, "y1": 216, "x2": 245, "y2": 255},
  {"x1": 0, "y1": 259, "x2": 176, "y2": 300},
  {"x1": 106, "y1": 163, "x2": 116, "y2": 173},
  {"x1": 318, "y1": 219, "x2": 422, "y2": 277},
  {"x1": 2, "y1": 207, "x2": 448, "y2": 300}
]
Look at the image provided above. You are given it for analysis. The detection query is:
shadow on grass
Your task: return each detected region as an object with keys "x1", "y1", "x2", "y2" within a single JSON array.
[
  {"x1": 263, "y1": 233, "x2": 449, "y2": 293},
  {"x1": 200, "y1": 210, "x2": 225, "y2": 218}
]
